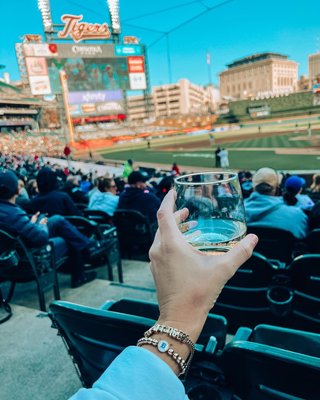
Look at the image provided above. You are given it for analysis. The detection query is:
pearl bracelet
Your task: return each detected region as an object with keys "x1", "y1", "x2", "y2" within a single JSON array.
[{"x1": 137, "y1": 337, "x2": 188, "y2": 375}]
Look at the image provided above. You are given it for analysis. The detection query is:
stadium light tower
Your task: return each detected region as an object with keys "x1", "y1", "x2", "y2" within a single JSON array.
[
  {"x1": 38, "y1": 0, "x2": 53, "y2": 34},
  {"x1": 107, "y1": 0, "x2": 121, "y2": 36}
]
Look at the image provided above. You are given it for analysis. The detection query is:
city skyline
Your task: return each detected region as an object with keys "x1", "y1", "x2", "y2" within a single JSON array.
[{"x1": 0, "y1": 0, "x2": 319, "y2": 88}]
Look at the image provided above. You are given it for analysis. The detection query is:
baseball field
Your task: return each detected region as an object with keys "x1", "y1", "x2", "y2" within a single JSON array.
[{"x1": 98, "y1": 117, "x2": 320, "y2": 172}]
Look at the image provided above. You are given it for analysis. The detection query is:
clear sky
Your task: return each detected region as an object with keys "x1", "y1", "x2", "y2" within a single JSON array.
[{"x1": 1, "y1": 0, "x2": 319, "y2": 87}]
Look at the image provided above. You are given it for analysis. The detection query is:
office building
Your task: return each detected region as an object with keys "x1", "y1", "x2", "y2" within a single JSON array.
[
  {"x1": 127, "y1": 79, "x2": 217, "y2": 123},
  {"x1": 309, "y1": 53, "x2": 320, "y2": 83},
  {"x1": 219, "y1": 53, "x2": 298, "y2": 100}
]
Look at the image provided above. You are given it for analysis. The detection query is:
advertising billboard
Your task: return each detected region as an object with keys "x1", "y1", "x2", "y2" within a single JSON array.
[
  {"x1": 21, "y1": 42, "x2": 147, "y2": 124},
  {"x1": 127, "y1": 56, "x2": 146, "y2": 90},
  {"x1": 47, "y1": 57, "x2": 130, "y2": 94},
  {"x1": 22, "y1": 43, "x2": 146, "y2": 93}
]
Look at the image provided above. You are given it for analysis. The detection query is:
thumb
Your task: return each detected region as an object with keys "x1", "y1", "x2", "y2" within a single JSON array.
[{"x1": 223, "y1": 234, "x2": 258, "y2": 275}]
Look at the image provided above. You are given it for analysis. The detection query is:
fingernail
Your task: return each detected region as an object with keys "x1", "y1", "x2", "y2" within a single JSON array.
[{"x1": 247, "y1": 234, "x2": 258, "y2": 245}]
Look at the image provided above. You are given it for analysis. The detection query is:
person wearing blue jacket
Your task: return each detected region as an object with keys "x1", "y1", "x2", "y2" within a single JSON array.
[
  {"x1": 0, "y1": 170, "x2": 96, "y2": 288},
  {"x1": 88, "y1": 178, "x2": 119, "y2": 216},
  {"x1": 244, "y1": 167, "x2": 308, "y2": 239},
  {"x1": 70, "y1": 189, "x2": 258, "y2": 400}
]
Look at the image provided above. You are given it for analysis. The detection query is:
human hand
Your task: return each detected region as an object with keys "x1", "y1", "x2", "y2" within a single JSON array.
[
  {"x1": 149, "y1": 189, "x2": 258, "y2": 343},
  {"x1": 30, "y1": 211, "x2": 40, "y2": 224},
  {"x1": 38, "y1": 217, "x2": 48, "y2": 225}
]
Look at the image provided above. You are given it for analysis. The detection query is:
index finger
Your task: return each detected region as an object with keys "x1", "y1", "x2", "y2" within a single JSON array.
[{"x1": 157, "y1": 189, "x2": 181, "y2": 238}]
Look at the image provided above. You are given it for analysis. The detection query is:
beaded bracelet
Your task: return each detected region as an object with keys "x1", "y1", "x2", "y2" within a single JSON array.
[
  {"x1": 137, "y1": 337, "x2": 188, "y2": 375},
  {"x1": 144, "y1": 324, "x2": 195, "y2": 353}
]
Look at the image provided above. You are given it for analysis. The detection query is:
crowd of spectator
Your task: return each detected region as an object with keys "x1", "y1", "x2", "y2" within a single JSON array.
[
  {"x1": 238, "y1": 168, "x2": 320, "y2": 235},
  {"x1": 0, "y1": 131, "x2": 65, "y2": 156},
  {"x1": 1, "y1": 151, "x2": 320, "y2": 282},
  {"x1": 1, "y1": 151, "x2": 320, "y2": 398}
]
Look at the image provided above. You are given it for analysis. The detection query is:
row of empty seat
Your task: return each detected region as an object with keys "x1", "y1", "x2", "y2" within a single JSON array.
[
  {"x1": 49, "y1": 298, "x2": 320, "y2": 400},
  {"x1": 214, "y1": 250, "x2": 320, "y2": 333}
]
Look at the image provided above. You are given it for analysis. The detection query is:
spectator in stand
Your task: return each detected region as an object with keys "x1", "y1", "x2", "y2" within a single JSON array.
[
  {"x1": 244, "y1": 167, "x2": 308, "y2": 239},
  {"x1": 156, "y1": 175, "x2": 174, "y2": 201},
  {"x1": 88, "y1": 177, "x2": 119, "y2": 216},
  {"x1": 309, "y1": 202, "x2": 320, "y2": 230},
  {"x1": 16, "y1": 179, "x2": 33, "y2": 213},
  {"x1": 239, "y1": 171, "x2": 253, "y2": 199},
  {"x1": 17, "y1": 179, "x2": 29, "y2": 199},
  {"x1": 30, "y1": 167, "x2": 81, "y2": 216},
  {"x1": 26, "y1": 179, "x2": 38, "y2": 198},
  {"x1": 122, "y1": 159, "x2": 134, "y2": 180},
  {"x1": 118, "y1": 171, "x2": 161, "y2": 224},
  {"x1": 63, "y1": 175, "x2": 89, "y2": 206},
  {"x1": 79, "y1": 175, "x2": 92, "y2": 194},
  {"x1": 171, "y1": 162, "x2": 181, "y2": 176},
  {"x1": 309, "y1": 174, "x2": 320, "y2": 193},
  {"x1": 282, "y1": 175, "x2": 314, "y2": 211},
  {"x1": 0, "y1": 170, "x2": 96, "y2": 288}
]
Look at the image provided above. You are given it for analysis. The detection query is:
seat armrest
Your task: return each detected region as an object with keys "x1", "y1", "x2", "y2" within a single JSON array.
[{"x1": 233, "y1": 327, "x2": 252, "y2": 341}]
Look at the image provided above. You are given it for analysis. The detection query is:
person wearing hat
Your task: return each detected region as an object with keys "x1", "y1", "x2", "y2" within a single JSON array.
[
  {"x1": 118, "y1": 170, "x2": 161, "y2": 224},
  {"x1": 244, "y1": 167, "x2": 308, "y2": 239},
  {"x1": 0, "y1": 170, "x2": 96, "y2": 288},
  {"x1": 282, "y1": 175, "x2": 314, "y2": 211}
]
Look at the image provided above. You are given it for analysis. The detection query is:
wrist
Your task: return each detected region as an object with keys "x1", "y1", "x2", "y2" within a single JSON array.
[
  {"x1": 157, "y1": 311, "x2": 208, "y2": 344},
  {"x1": 137, "y1": 321, "x2": 199, "y2": 376},
  {"x1": 138, "y1": 333, "x2": 191, "y2": 376}
]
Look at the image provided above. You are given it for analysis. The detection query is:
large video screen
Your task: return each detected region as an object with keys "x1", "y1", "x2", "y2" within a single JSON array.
[{"x1": 47, "y1": 57, "x2": 130, "y2": 94}]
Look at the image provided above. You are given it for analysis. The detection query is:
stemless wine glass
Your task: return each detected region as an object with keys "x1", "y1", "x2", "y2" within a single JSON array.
[{"x1": 174, "y1": 171, "x2": 246, "y2": 254}]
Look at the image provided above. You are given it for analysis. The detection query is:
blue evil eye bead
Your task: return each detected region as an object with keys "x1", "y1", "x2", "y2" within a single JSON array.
[{"x1": 158, "y1": 340, "x2": 169, "y2": 353}]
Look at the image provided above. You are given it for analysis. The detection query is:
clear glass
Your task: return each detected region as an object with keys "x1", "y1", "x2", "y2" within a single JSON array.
[{"x1": 174, "y1": 172, "x2": 247, "y2": 254}]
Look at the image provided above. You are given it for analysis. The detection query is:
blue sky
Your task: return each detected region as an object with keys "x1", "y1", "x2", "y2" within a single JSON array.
[{"x1": 1, "y1": 0, "x2": 319, "y2": 87}]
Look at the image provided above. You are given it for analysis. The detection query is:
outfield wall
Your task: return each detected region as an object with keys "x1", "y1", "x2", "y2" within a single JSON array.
[{"x1": 218, "y1": 91, "x2": 320, "y2": 123}]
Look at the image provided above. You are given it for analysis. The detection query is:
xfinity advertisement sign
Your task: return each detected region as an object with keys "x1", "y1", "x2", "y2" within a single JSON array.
[{"x1": 68, "y1": 89, "x2": 123, "y2": 104}]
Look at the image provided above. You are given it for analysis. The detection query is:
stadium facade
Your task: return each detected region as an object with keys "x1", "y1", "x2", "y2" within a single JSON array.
[{"x1": 219, "y1": 52, "x2": 298, "y2": 100}]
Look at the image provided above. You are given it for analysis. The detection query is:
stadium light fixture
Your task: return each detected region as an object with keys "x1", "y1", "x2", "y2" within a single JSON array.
[
  {"x1": 107, "y1": 0, "x2": 121, "y2": 34},
  {"x1": 38, "y1": 0, "x2": 53, "y2": 33}
]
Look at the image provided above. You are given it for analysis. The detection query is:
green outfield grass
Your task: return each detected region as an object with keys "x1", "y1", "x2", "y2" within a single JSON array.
[
  {"x1": 225, "y1": 132, "x2": 315, "y2": 149},
  {"x1": 100, "y1": 131, "x2": 320, "y2": 171}
]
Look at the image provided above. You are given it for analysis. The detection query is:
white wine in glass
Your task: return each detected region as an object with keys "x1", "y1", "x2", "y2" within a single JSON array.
[{"x1": 174, "y1": 172, "x2": 247, "y2": 254}]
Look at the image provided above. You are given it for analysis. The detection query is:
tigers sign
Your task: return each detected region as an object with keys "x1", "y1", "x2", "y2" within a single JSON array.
[{"x1": 58, "y1": 14, "x2": 111, "y2": 43}]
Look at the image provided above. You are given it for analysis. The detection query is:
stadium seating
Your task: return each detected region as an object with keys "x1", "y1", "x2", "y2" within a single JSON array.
[
  {"x1": 0, "y1": 228, "x2": 60, "y2": 312},
  {"x1": 246, "y1": 226, "x2": 297, "y2": 264},
  {"x1": 221, "y1": 324, "x2": 320, "y2": 400},
  {"x1": 65, "y1": 215, "x2": 123, "y2": 282},
  {"x1": 289, "y1": 254, "x2": 320, "y2": 332},
  {"x1": 102, "y1": 297, "x2": 228, "y2": 352},
  {"x1": 49, "y1": 300, "x2": 155, "y2": 388},
  {"x1": 304, "y1": 228, "x2": 320, "y2": 253},
  {"x1": 113, "y1": 209, "x2": 156, "y2": 260},
  {"x1": 213, "y1": 252, "x2": 278, "y2": 332},
  {"x1": 83, "y1": 209, "x2": 113, "y2": 226},
  {"x1": 49, "y1": 298, "x2": 320, "y2": 399}
]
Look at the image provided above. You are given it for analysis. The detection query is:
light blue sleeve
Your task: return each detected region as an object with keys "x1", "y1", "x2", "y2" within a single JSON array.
[{"x1": 69, "y1": 346, "x2": 188, "y2": 400}]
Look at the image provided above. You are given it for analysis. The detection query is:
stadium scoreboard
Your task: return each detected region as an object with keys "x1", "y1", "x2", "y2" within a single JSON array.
[{"x1": 21, "y1": 42, "x2": 147, "y2": 118}]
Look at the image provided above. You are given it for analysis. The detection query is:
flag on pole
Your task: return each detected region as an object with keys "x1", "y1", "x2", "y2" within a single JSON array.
[{"x1": 206, "y1": 51, "x2": 211, "y2": 65}]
